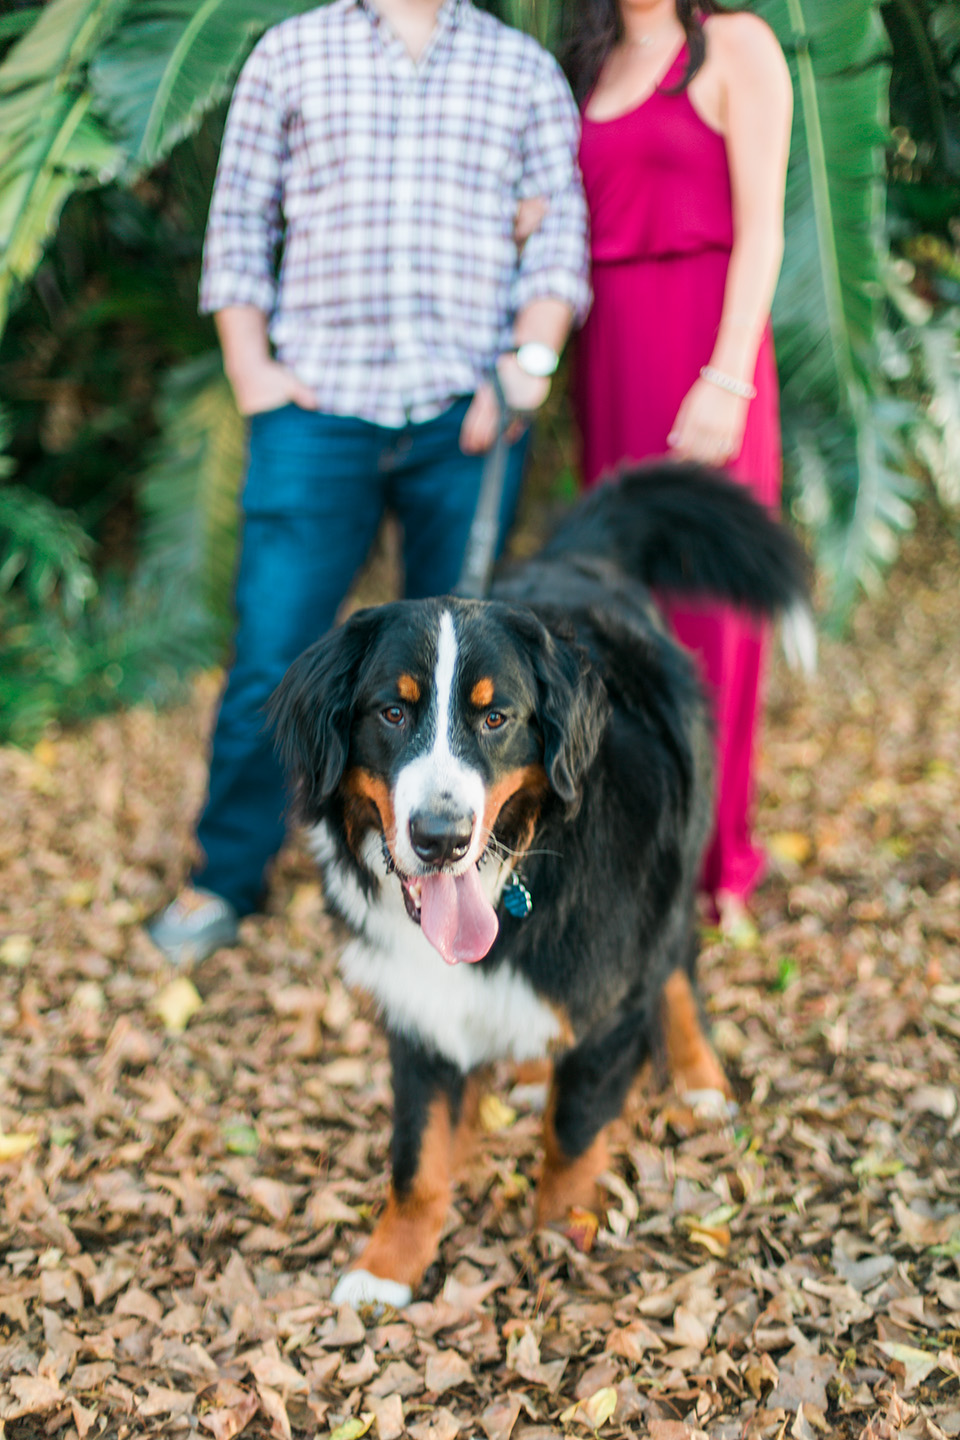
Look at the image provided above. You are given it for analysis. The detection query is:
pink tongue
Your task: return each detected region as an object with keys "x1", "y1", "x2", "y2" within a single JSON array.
[{"x1": 419, "y1": 867, "x2": 499, "y2": 966}]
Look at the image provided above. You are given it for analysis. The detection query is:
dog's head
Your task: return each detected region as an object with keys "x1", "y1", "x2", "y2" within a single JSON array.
[{"x1": 269, "y1": 598, "x2": 608, "y2": 965}]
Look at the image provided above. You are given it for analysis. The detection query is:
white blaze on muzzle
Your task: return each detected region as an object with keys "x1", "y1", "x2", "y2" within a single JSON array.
[{"x1": 391, "y1": 610, "x2": 499, "y2": 965}]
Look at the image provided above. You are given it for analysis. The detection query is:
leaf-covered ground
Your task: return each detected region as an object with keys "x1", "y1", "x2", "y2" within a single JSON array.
[{"x1": 1, "y1": 507, "x2": 959, "y2": 1440}]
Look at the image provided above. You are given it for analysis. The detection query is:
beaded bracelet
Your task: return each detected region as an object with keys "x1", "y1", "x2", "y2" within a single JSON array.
[{"x1": 699, "y1": 365, "x2": 757, "y2": 401}]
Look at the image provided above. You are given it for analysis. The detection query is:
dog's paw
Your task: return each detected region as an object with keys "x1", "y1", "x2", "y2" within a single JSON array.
[
  {"x1": 508, "y1": 1080, "x2": 550, "y2": 1114},
  {"x1": 331, "y1": 1269, "x2": 413, "y2": 1310},
  {"x1": 681, "y1": 1087, "x2": 738, "y2": 1119}
]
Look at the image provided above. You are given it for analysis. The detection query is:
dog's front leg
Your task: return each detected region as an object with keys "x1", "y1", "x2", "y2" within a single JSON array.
[
  {"x1": 536, "y1": 1011, "x2": 648, "y2": 1228},
  {"x1": 331, "y1": 1033, "x2": 465, "y2": 1309}
]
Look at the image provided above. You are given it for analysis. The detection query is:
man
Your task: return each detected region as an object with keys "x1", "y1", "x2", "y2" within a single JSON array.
[{"x1": 147, "y1": 0, "x2": 590, "y2": 963}]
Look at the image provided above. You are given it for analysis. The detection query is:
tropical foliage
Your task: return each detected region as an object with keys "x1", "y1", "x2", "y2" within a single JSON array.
[
  {"x1": 0, "y1": 0, "x2": 957, "y2": 742},
  {"x1": 882, "y1": 0, "x2": 960, "y2": 511}
]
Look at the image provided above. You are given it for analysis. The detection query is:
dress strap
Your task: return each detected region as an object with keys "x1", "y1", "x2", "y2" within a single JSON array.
[{"x1": 658, "y1": 40, "x2": 690, "y2": 92}]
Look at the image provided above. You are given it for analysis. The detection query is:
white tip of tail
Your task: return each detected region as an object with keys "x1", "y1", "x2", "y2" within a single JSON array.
[{"x1": 780, "y1": 603, "x2": 818, "y2": 676}]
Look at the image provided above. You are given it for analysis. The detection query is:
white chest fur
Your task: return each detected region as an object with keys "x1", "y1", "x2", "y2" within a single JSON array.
[{"x1": 310, "y1": 822, "x2": 561, "y2": 1073}]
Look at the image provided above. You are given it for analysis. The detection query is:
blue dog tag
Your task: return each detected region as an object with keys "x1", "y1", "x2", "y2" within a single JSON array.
[{"x1": 502, "y1": 871, "x2": 532, "y2": 919}]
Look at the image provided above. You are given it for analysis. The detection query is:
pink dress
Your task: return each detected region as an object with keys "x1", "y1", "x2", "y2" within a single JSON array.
[{"x1": 575, "y1": 42, "x2": 782, "y2": 905}]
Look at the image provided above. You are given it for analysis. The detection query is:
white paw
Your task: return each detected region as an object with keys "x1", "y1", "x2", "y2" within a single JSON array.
[
  {"x1": 508, "y1": 1081, "x2": 550, "y2": 1114},
  {"x1": 331, "y1": 1269, "x2": 413, "y2": 1310},
  {"x1": 681, "y1": 1088, "x2": 739, "y2": 1119}
]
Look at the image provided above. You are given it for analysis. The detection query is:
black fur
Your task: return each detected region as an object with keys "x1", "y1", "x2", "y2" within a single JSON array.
[{"x1": 268, "y1": 463, "x2": 810, "y2": 1295}]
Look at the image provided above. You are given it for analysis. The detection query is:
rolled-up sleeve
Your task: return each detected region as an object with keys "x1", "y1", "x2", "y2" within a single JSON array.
[
  {"x1": 512, "y1": 53, "x2": 591, "y2": 324},
  {"x1": 199, "y1": 33, "x2": 287, "y2": 316}
]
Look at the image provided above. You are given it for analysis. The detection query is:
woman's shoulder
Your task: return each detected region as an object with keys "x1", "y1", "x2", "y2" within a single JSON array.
[
  {"x1": 702, "y1": 11, "x2": 791, "y2": 87},
  {"x1": 705, "y1": 10, "x2": 788, "y2": 60}
]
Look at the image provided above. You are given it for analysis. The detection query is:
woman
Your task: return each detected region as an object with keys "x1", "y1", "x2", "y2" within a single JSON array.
[{"x1": 563, "y1": 0, "x2": 793, "y2": 936}]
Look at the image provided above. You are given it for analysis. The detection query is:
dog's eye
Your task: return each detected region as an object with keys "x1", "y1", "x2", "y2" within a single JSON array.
[
  {"x1": 485, "y1": 711, "x2": 506, "y2": 730},
  {"x1": 381, "y1": 705, "x2": 405, "y2": 726}
]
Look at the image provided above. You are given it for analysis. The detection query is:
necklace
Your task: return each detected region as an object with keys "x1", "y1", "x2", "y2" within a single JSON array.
[{"x1": 624, "y1": 18, "x2": 679, "y2": 48}]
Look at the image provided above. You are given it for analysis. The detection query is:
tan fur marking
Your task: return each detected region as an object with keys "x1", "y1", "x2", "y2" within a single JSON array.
[
  {"x1": 662, "y1": 970, "x2": 732, "y2": 1097},
  {"x1": 535, "y1": 1083, "x2": 609, "y2": 1227},
  {"x1": 353, "y1": 1097, "x2": 453, "y2": 1290},
  {"x1": 470, "y1": 677, "x2": 495, "y2": 709},
  {"x1": 513, "y1": 1059, "x2": 552, "y2": 1087},
  {"x1": 548, "y1": 1005, "x2": 575, "y2": 1052},
  {"x1": 451, "y1": 1073, "x2": 484, "y2": 1178},
  {"x1": 481, "y1": 764, "x2": 550, "y2": 840},
  {"x1": 344, "y1": 767, "x2": 396, "y2": 851},
  {"x1": 397, "y1": 673, "x2": 420, "y2": 703}
]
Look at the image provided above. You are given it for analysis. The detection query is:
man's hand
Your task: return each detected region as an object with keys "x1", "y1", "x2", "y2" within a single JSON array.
[
  {"x1": 458, "y1": 354, "x2": 551, "y2": 455},
  {"x1": 459, "y1": 381, "x2": 501, "y2": 455},
  {"x1": 227, "y1": 357, "x2": 318, "y2": 417},
  {"x1": 497, "y1": 352, "x2": 551, "y2": 415}
]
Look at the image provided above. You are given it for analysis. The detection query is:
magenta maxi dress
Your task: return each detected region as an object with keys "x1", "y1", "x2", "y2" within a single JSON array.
[{"x1": 574, "y1": 43, "x2": 782, "y2": 907}]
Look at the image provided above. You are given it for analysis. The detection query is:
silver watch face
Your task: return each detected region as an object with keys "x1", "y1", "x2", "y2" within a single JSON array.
[{"x1": 515, "y1": 342, "x2": 559, "y2": 378}]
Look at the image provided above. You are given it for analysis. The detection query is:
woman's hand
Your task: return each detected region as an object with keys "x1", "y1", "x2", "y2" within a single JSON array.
[
  {"x1": 227, "y1": 357, "x2": 318, "y2": 416},
  {"x1": 514, "y1": 196, "x2": 549, "y2": 248},
  {"x1": 667, "y1": 377, "x2": 749, "y2": 466}
]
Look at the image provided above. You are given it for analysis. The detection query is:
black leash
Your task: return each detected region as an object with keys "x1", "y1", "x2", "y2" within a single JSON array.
[
  {"x1": 453, "y1": 369, "x2": 514, "y2": 600},
  {"x1": 453, "y1": 372, "x2": 536, "y2": 925}
]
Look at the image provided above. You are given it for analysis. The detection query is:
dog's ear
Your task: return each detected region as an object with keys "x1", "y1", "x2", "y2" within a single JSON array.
[
  {"x1": 267, "y1": 612, "x2": 375, "y2": 816},
  {"x1": 507, "y1": 610, "x2": 609, "y2": 813}
]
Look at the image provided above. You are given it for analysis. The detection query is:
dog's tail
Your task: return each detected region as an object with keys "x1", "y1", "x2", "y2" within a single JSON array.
[
  {"x1": 546, "y1": 459, "x2": 810, "y2": 625},
  {"x1": 540, "y1": 461, "x2": 816, "y2": 672}
]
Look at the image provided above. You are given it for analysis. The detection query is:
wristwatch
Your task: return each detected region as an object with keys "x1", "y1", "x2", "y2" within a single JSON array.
[{"x1": 513, "y1": 342, "x2": 560, "y2": 378}]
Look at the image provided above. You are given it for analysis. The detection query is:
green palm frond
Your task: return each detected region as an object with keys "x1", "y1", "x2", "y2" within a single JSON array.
[
  {"x1": 766, "y1": 0, "x2": 888, "y2": 394},
  {"x1": 0, "y1": 0, "x2": 321, "y2": 333},
  {"x1": 90, "y1": 0, "x2": 321, "y2": 170},
  {"x1": 902, "y1": 308, "x2": 960, "y2": 509},
  {"x1": 0, "y1": 484, "x2": 98, "y2": 617},
  {"x1": 0, "y1": 0, "x2": 126, "y2": 332},
  {"x1": 485, "y1": 0, "x2": 558, "y2": 49},
  {"x1": 0, "y1": 354, "x2": 243, "y2": 747},
  {"x1": 754, "y1": 0, "x2": 907, "y2": 621},
  {"x1": 0, "y1": 581, "x2": 215, "y2": 745},
  {"x1": 136, "y1": 350, "x2": 245, "y2": 636},
  {"x1": 0, "y1": 8, "x2": 42, "y2": 48}
]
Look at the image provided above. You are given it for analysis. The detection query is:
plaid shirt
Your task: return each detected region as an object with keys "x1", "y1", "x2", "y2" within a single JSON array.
[{"x1": 199, "y1": 0, "x2": 590, "y2": 427}]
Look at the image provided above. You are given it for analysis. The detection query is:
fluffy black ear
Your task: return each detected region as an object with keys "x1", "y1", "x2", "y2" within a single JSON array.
[
  {"x1": 267, "y1": 612, "x2": 375, "y2": 818},
  {"x1": 506, "y1": 609, "x2": 610, "y2": 813}
]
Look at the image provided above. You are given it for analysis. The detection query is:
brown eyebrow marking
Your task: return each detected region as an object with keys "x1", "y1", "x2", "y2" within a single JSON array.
[
  {"x1": 470, "y1": 677, "x2": 495, "y2": 708},
  {"x1": 397, "y1": 673, "x2": 420, "y2": 703}
]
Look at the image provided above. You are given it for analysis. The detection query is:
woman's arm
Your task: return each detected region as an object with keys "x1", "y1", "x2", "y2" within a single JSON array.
[
  {"x1": 668, "y1": 14, "x2": 793, "y2": 464},
  {"x1": 709, "y1": 14, "x2": 793, "y2": 385},
  {"x1": 461, "y1": 51, "x2": 588, "y2": 455}
]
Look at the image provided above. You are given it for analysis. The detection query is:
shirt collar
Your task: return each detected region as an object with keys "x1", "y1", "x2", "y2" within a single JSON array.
[{"x1": 356, "y1": 0, "x2": 467, "y2": 27}]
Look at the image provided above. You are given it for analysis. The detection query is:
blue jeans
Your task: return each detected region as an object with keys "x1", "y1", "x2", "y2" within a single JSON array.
[{"x1": 194, "y1": 398, "x2": 527, "y2": 914}]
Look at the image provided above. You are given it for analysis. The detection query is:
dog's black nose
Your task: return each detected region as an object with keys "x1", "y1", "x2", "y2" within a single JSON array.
[{"x1": 409, "y1": 810, "x2": 475, "y2": 865}]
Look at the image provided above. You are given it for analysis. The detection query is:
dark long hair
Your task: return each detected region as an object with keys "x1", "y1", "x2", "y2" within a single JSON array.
[{"x1": 559, "y1": 1, "x2": 729, "y2": 107}]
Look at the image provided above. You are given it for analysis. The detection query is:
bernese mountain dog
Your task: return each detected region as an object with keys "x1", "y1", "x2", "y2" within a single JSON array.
[{"x1": 269, "y1": 463, "x2": 811, "y2": 1308}]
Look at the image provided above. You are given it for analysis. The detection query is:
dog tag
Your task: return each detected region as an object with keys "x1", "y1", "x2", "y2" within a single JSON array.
[{"x1": 502, "y1": 872, "x2": 532, "y2": 919}]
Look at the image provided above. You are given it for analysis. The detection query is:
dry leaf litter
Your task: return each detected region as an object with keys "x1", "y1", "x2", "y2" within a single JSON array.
[{"x1": 1, "y1": 509, "x2": 958, "y2": 1440}]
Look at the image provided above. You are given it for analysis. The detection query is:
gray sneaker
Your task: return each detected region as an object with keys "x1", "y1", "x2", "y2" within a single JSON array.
[{"x1": 146, "y1": 886, "x2": 239, "y2": 965}]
